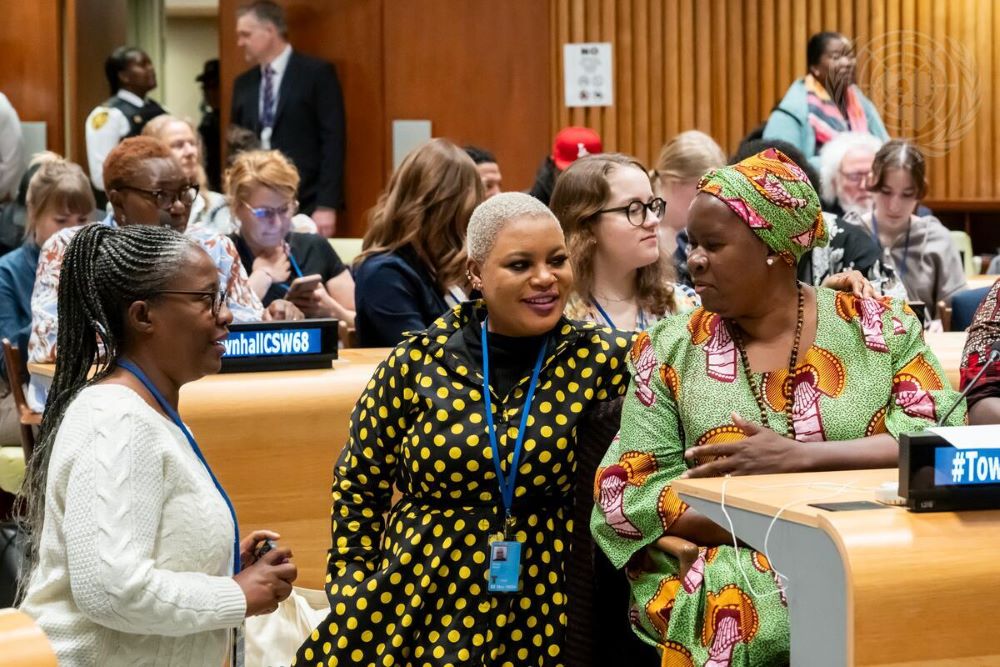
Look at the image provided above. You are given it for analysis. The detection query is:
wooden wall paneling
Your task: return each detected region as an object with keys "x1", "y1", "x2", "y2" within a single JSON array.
[
  {"x1": 994, "y1": 0, "x2": 1000, "y2": 199},
  {"x1": 710, "y1": 0, "x2": 727, "y2": 153},
  {"x1": 383, "y1": 1, "x2": 551, "y2": 195},
  {"x1": 760, "y1": 0, "x2": 776, "y2": 124},
  {"x1": 975, "y1": 0, "x2": 993, "y2": 199},
  {"x1": 0, "y1": 0, "x2": 63, "y2": 154},
  {"x1": 928, "y1": 0, "x2": 946, "y2": 199},
  {"x1": 616, "y1": 0, "x2": 633, "y2": 153},
  {"x1": 65, "y1": 0, "x2": 128, "y2": 170},
  {"x1": 693, "y1": 0, "x2": 711, "y2": 136},
  {"x1": 677, "y1": 0, "x2": 695, "y2": 131},
  {"x1": 776, "y1": 0, "x2": 793, "y2": 127},
  {"x1": 945, "y1": 2, "x2": 961, "y2": 199},
  {"x1": 791, "y1": 1, "x2": 808, "y2": 87},
  {"x1": 743, "y1": 0, "x2": 760, "y2": 139},
  {"x1": 663, "y1": 0, "x2": 679, "y2": 143},
  {"x1": 648, "y1": 0, "x2": 663, "y2": 162},
  {"x1": 633, "y1": 0, "x2": 650, "y2": 161},
  {"x1": 727, "y1": 0, "x2": 746, "y2": 154},
  {"x1": 589, "y1": 0, "x2": 608, "y2": 139},
  {"x1": 824, "y1": 0, "x2": 839, "y2": 32}
]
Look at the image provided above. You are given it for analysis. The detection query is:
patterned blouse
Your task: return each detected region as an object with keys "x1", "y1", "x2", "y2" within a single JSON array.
[
  {"x1": 959, "y1": 276, "x2": 1000, "y2": 408},
  {"x1": 591, "y1": 288, "x2": 964, "y2": 665},
  {"x1": 294, "y1": 301, "x2": 631, "y2": 666},
  {"x1": 28, "y1": 216, "x2": 263, "y2": 365}
]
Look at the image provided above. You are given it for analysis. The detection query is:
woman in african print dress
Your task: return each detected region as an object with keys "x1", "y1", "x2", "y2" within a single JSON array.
[
  {"x1": 591, "y1": 149, "x2": 965, "y2": 666},
  {"x1": 294, "y1": 193, "x2": 632, "y2": 667}
]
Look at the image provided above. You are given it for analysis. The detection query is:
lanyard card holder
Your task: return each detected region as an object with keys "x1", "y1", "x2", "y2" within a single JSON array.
[{"x1": 488, "y1": 540, "x2": 522, "y2": 593}]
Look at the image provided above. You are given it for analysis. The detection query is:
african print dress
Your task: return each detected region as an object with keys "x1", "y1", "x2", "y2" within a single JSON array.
[
  {"x1": 294, "y1": 302, "x2": 631, "y2": 667},
  {"x1": 591, "y1": 288, "x2": 965, "y2": 666}
]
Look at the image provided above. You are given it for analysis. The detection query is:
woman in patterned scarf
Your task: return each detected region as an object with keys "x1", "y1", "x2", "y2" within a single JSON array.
[
  {"x1": 591, "y1": 148, "x2": 962, "y2": 666},
  {"x1": 763, "y1": 32, "x2": 889, "y2": 169}
]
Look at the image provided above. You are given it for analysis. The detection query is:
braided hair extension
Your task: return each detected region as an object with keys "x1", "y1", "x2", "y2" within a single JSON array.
[{"x1": 16, "y1": 223, "x2": 198, "y2": 597}]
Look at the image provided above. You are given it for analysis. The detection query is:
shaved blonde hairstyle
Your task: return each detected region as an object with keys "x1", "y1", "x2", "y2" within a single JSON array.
[{"x1": 466, "y1": 192, "x2": 559, "y2": 264}]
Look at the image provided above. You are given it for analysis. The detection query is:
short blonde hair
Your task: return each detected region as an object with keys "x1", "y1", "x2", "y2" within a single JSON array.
[
  {"x1": 224, "y1": 149, "x2": 300, "y2": 205},
  {"x1": 466, "y1": 192, "x2": 557, "y2": 264},
  {"x1": 142, "y1": 114, "x2": 209, "y2": 193},
  {"x1": 652, "y1": 130, "x2": 727, "y2": 183},
  {"x1": 25, "y1": 153, "x2": 95, "y2": 238}
]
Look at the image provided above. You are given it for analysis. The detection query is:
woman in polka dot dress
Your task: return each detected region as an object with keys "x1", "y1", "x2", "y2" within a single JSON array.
[{"x1": 294, "y1": 193, "x2": 632, "y2": 666}]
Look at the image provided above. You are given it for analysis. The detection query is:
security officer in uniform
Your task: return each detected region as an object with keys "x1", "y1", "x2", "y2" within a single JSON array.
[{"x1": 85, "y1": 46, "x2": 166, "y2": 202}]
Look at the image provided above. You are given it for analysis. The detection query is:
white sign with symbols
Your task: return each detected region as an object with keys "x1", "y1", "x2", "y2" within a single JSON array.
[{"x1": 563, "y1": 42, "x2": 613, "y2": 108}]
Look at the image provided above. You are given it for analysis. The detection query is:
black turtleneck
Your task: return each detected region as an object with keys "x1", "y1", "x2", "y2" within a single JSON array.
[{"x1": 461, "y1": 319, "x2": 548, "y2": 400}]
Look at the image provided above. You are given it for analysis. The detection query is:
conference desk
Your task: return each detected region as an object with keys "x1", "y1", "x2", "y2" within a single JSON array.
[
  {"x1": 30, "y1": 348, "x2": 392, "y2": 590},
  {"x1": 24, "y1": 333, "x2": 967, "y2": 591},
  {"x1": 673, "y1": 470, "x2": 1000, "y2": 666}
]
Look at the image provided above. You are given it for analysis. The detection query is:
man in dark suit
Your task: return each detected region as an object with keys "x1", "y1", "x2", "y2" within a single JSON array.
[{"x1": 231, "y1": 1, "x2": 345, "y2": 236}]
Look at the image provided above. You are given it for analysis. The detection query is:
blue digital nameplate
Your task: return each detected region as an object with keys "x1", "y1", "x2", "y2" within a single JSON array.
[
  {"x1": 219, "y1": 318, "x2": 338, "y2": 373},
  {"x1": 223, "y1": 328, "x2": 323, "y2": 358},
  {"x1": 934, "y1": 448, "x2": 1000, "y2": 487}
]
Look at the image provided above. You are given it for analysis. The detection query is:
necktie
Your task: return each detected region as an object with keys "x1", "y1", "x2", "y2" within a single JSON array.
[{"x1": 262, "y1": 65, "x2": 275, "y2": 128}]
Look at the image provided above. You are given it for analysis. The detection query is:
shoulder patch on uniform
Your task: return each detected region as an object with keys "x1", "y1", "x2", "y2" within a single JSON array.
[{"x1": 91, "y1": 109, "x2": 109, "y2": 130}]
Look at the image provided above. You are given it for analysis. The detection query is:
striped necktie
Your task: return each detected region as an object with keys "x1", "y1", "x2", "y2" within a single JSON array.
[{"x1": 261, "y1": 65, "x2": 275, "y2": 128}]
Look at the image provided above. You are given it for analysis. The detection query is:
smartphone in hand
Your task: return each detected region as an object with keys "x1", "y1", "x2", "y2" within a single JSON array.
[{"x1": 285, "y1": 274, "x2": 323, "y2": 301}]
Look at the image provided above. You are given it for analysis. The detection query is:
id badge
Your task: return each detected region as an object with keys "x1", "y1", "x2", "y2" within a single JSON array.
[
  {"x1": 488, "y1": 540, "x2": 522, "y2": 593},
  {"x1": 230, "y1": 622, "x2": 245, "y2": 667}
]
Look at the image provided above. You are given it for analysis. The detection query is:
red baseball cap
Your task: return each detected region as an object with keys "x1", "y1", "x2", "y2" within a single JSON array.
[{"x1": 551, "y1": 126, "x2": 602, "y2": 170}]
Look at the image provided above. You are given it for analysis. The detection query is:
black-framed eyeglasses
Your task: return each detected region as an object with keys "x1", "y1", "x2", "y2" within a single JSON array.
[
  {"x1": 596, "y1": 198, "x2": 666, "y2": 226},
  {"x1": 153, "y1": 288, "x2": 227, "y2": 316},
  {"x1": 241, "y1": 200, "x2": 298, "y2": 221},
  {"x1": 120, "y1": 184, "x2": 199, "y2": 210}
]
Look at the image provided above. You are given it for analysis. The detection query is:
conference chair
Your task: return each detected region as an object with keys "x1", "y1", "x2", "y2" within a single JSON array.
[{"x1": 1, "y1": 340, "x2": 39, "y2": 462}]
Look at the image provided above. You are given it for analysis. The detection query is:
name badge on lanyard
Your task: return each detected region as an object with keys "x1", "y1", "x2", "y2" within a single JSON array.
[{"x1": 480, "y1": 318, "x2": 548, "y2": 593}]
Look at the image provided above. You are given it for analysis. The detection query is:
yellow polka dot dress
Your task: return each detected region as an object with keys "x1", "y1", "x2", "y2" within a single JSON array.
[{"x1": 293, "y1": 302, "x2": 631, "y2": 666}]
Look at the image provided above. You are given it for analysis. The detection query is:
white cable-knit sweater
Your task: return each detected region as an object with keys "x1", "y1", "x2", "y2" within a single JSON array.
[{"x1": 19, "y1": 384, "x2": 247, "y2": 666}]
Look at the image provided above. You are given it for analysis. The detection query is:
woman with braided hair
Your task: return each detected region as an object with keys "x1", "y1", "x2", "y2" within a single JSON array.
[{"x1": 17, "y1": 223, "x2": 297, "y2": 666}]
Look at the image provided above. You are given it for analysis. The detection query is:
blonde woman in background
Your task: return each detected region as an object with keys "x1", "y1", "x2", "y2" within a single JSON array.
[
  {"x1": 650, "y1": 131, "x2": 727, "y2": 285},
  {"x1": 226, "y1": 150, "x2": 355, "y2": 326},
  {"x1": 0, "y1": 154, "x2": 93, "y2": 447},
  {"x1": 550, "y1": 153, "x2": 698, "y2": 331},
  {"x1": 143, "y1": 115, "x2": 233, "y2": 234}
]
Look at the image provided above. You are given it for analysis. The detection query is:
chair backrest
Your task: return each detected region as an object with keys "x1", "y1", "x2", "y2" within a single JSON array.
[
  {"x1": 950, "y1": 230, "x2": 976, "y2": 277},
  {"x1": 0, "y1": 608, "x2": 57, "y2": 666},
  {"x1": 950, "y1": 286, "x2": 991, "y2": 331},
  {"x1": 329, "y1": 238, "x2": 364, "y2": 266},
  {"x1": 1, "y1": 340, "x2": 35, "y2": 463}
]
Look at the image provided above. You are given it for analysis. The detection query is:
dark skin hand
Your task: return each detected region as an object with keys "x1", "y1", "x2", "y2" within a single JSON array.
[
  {"x1": 680, "y1": 413, "x2": 899, "y2": 478},
  {"x1": 969, "y1": 397, "x2": 1000, "y2": 425}
]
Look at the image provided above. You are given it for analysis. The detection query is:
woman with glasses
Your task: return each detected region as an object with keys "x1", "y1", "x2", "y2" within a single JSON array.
[
  {"x1": 226, "y1": 150, "x2": 355, "y2": 326},
  {"x1": 143, "y1": 114, "x2": 234, "y2": 235},
  {"x1": 27, "y1": 138, "x2": 300, "y2": 400},
  {"x1": 550, "y1": 153, "x2": 698, "y2": 332},
  {"x1": 18, "y1": 223, "x2": 297, "y2": 665},
  {"x1": 763, "y1": 32, "x2": 889, "y2": 168}
]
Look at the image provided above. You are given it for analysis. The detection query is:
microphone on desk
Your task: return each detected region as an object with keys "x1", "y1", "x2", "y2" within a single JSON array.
[{"x1": 936, "y1": 340, "x2": 1000, "y2": 427}]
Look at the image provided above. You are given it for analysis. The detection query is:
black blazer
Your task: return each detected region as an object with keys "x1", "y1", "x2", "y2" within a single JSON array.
[{"x1": 231, "y1": 50, "x2": 346, "y2": 211}]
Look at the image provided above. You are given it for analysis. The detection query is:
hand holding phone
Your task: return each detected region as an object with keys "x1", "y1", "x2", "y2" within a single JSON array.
[{"x1": 285, "y1": 273, "x2": 323, "y2": 302}]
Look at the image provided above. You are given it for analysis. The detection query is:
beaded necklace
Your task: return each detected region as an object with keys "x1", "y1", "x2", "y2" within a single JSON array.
[{"x1": 727, "y1": 282, "x2": 805, "y2": 438}]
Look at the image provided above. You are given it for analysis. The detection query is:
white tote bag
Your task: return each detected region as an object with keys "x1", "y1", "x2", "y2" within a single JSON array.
[{"x1": 245, "y1": 587, "x2": 330, "y2": 667}]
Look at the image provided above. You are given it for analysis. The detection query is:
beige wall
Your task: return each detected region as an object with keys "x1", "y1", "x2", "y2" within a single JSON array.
[{"x1": 163, "y1": 15, "x2": 218, "y2": 123}]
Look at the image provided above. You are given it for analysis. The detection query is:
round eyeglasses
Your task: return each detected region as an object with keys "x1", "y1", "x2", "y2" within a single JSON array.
[
  {"x1": 596, "y1": 198, "x2": 666, "y2": 226},
  {"x1": 120, "y1": 184, "x2": 199, "y2": 211}
]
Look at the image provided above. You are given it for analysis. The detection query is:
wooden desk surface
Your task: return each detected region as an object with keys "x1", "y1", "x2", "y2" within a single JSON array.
[{"x1": 674, "y1": 470, "x2": 1000, "y2": 665}]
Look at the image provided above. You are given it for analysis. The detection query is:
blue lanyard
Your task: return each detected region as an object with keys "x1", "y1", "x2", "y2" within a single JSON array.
[
  {"x1": 481, "y1": 319, "x2": 548, "y2": 529},
  {"x1": 116, "y1": 359, "x2": 241, "y2": 574},
  {"x1": 274, "y1": 244, "x2": 304, "y2": 292},
  {"x1": 870, "y1": 213, "x2": 911, "y2": 281},
  {"x1": 592, "y1": 298, "x2": 647, "y2": 330}
]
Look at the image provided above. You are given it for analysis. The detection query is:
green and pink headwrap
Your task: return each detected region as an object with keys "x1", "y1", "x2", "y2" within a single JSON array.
[{"x1": 697, "y1": 148, "x2": 827, "y2": 265}]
